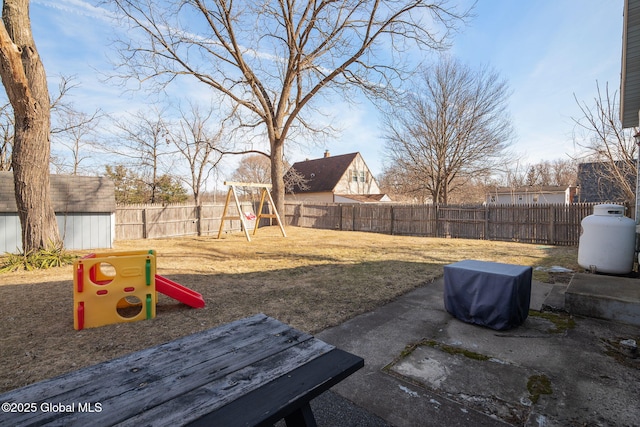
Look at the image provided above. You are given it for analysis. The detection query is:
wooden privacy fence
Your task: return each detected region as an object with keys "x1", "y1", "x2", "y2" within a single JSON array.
[
  {"x1": 284, "y1": 202, "x2": 634, "y2": 246},
  {"x1": 116, "y1": 202, "x2": 258, "y2": 240},
  {"x1": 116, "y1": 202, "x2": 632, "y2": 246}
]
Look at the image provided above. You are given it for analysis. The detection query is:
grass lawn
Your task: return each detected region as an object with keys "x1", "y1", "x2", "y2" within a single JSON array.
[{"x1": 0, "y1": 226, "x2": 578, "y2": 393}]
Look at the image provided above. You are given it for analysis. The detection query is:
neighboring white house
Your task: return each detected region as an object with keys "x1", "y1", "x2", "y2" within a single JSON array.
[
  {"x1": 285, "y1": 151, "x2": 391, "y2": 203},
  {"x1": 486, "y1": 186, "x2": 577, "y2": 205}
]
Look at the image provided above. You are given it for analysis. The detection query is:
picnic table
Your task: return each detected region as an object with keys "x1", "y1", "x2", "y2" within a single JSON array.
[{"x1": 0, "y1": 313, "x2": 364, "y2": 426}]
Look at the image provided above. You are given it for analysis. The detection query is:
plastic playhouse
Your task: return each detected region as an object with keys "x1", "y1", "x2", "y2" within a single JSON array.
[{"x1": 73, "y1": 250, "x2": 205, "y2": 330}]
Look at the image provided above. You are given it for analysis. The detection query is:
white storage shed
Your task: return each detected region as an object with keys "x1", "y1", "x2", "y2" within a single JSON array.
[{"x1": 0, "y1": 172, "x2": 115, "y2": 253}]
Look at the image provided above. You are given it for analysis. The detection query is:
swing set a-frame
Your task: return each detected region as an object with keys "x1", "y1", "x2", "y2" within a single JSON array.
[{"x1": 217, "y1": 181, "x2": 286, "y2": 242}]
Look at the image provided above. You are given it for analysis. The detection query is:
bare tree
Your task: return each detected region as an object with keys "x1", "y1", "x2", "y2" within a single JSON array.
[
  {"x1": 520, "y1": 159, "x2": 576, "y2": 187},
  {"x1": 48, "y1": 76, "x2": 104, "y2": 175},
  {"x1": 379, "y1": 162, "x2": 428, "y2": 203},
  {"x1": 502, "y1": 160, "x2": 528, "y2": 188},
  {"x1": 283, "y1": 165, "x2": 310, "y2": 195},
  {"x1": 573, "y1": 82, "x2": 637, "y2": 202},
  {"x1": 232, "y1": 154, "x2": 309, "y2": 200},
  {"x1": 51, "y1": 109, "x2": 103, "y2": 175},
  {"x1": 169, "y1": 102, "x2": 226, "y2": 205},
  {"x1": 383, "y1": 57, "x2": 514, "y2": 204},
  {"x1": 0, "y1": 0, "x2": 60, "y2": 251},
  {"x1": 107, "y1": 0, "x2": 471, "y2": 216},
  {"x1": 231, "y1": 154, "x2": 272, "y2": 185},
  {"x1": 0, "y1": 75, "x2": 102, "y2": 174},
  {"x1": 550, "y1": 159, "x2": 577, "y2": 187},
  {"x1": 232, "y1": 154, "x2": 310, "y2": 200},
  {"x1": 109, "y1": 108, "x2": 174, "y2": 203},
  {"x1": 230, "y1": 154, "x2": 272, "y2": 201},
  {"x1": 49, "y1": 75, "x2": 79, "y2": 122},
  {"x1": 0, "y1": 100, "x2": 11, "y2": 170}
]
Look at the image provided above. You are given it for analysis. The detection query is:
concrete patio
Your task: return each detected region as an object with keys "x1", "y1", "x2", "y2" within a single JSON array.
[{"x1": 311, "y1": 273, "x2": 640, "y2": 426}]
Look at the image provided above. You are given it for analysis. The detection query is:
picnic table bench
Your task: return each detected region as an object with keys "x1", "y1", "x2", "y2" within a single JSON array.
[{"x1": 0, "y1": 313, "x2": 363, "y2": 426}]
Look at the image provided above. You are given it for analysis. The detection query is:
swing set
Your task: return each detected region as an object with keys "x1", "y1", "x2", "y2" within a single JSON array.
[{"x1": 217, "y1": 181, "x2": 286, "y2": 242}]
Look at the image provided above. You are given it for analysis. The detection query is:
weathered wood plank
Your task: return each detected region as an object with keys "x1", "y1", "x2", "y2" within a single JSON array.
[
  {"x1": 188, "y1": 348, "x2": 364, "y2": 427},
  {"x1": 89, "y1": 330, "x2": 324, "y2": 426},
  {"x1": 5, "y1": 314, "x2": 282, "y2": 399},
  {"x1": 1, "y1": 314, "x2": 320, "y2": 426},
  {"x1": 122, "y1": 338, "x2": 338, "y2": 426}
]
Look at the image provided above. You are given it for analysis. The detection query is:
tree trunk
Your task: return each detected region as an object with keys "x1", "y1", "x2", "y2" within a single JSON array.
[
  {"x1": 270, "y1": 140, "x2": 285, "y2": 220},
  {"x1": 0, "y1": 0, "x2": 60, "y2": 252}
]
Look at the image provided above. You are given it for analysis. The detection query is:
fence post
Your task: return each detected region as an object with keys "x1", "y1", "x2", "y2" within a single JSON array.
[
  {"x1": 390, "y1": 205, "x2": 395, "y2": 235},
  {"x1": 548, "y1": 205, "x2": 555, "y2": 245},
  {"x1": 352, "y1": 205, "x2": 356, "y2": 231},
  {"x1": 484, "y1": 204, "x2": 489, "y2": 240},
  {"x1": 142, "y1": 208, "x2": 148, "y2": 239},
  {"x1": 196, "y1": 205, "x2": 202, "y2": 236}
]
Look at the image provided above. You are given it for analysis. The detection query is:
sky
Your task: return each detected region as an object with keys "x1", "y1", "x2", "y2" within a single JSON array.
[{"x1": 26, "y1": 0, "x2": 626, "y2": 182}]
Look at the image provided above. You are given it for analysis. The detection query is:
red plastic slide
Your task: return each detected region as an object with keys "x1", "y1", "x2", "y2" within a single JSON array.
[{"x1": 155, "y1": 275, "x2": 205, "y2": 308}]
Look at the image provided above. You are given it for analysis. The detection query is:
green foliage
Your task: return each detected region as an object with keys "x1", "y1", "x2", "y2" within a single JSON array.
[
  {"x1": 421, "y1": 339, "x2": 491, "y2": 361},
  {"x1": 0, "y1": 243, "x2": 77, "y2": 272},
  {"x1": 105, "y1": 164, "x2": 148, "y2": 204},
  {"x1": 528, "y1": 310, "x2": 576, "y2": 334},
  {"x1": 105, "y1": 165, "x2": 188, "y2": 204},
  {"x1": 154, "y1": 174, "x2": 188, "y2": 204}
]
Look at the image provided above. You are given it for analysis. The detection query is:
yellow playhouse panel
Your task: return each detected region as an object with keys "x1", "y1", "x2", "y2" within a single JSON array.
[{"x1": 74, "y1": 252, "x2": 157, "y2": 330}]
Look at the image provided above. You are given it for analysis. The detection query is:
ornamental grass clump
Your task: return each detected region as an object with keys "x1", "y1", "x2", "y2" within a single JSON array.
[{"x1": 0, "y1": 242, "x2": 76, "y2": 272}]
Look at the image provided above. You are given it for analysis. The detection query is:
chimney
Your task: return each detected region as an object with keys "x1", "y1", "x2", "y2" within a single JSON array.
[{"x1": 324, "y1": 150, "x2": 330, "y2": 158}]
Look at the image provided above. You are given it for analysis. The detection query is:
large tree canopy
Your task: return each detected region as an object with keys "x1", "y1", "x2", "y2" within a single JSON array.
[
  {"x1": 0, "y1": 0, "x2": 60, "y2": 252},
  {"x1": 383, "y1": 56, "x2": 514, "y2": 204},
  {"x1": 107, "y1": 0, "x2": 471, "y2": 215}
]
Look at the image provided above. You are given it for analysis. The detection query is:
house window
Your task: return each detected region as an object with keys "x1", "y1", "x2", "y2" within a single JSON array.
[
  {"x1": 490, "y1": 195, "x2": 496, "y2": 203},
  {"x1": 359, "y1": 171, "x2": 366, "y2": 182},
  {"x1": 352, "y1": 170, "x2": 358, "y2": 182}
]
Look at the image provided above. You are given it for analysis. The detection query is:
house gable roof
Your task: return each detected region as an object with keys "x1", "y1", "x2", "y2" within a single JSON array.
[
  {"x1": 577, "y1": 161, "x2": 635, "y2": 202},
  {"x1": 285, "y1": 152, "x2": 358, "y2": 194}
]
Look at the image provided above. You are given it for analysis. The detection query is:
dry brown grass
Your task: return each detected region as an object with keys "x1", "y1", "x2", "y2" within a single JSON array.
[{"x1": 0, "y1": 226, "x2": 577, "y2": 393}]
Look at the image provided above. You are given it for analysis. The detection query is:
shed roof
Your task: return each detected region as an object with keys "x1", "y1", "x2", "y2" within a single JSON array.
[
  {"x1": 0, "y1": 172, "x2": 115, "y2": 213},
  {"x1": 621, "y1": 0, "x2": 640, "y2": 128},
  {"x1": 490, "y1": 186, "x2": 570, "y2": 195}
]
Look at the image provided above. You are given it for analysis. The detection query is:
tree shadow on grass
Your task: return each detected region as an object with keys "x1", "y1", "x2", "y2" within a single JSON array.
[{"x1": 0, "y1": 260, "x2": 441, "y2": 393}]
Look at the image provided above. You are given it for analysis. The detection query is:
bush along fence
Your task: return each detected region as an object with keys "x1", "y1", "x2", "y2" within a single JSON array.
[{"x1": 115, "y1": 202, "x2": 632, "y2": 247}]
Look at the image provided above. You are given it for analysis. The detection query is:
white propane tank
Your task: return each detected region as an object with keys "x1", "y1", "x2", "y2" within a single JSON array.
[{"x1": 578, "y1": 204, "x2": 636, "y2": 274}]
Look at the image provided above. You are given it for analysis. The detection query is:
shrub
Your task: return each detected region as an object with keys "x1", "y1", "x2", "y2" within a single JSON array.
[{"x1": 0, "y1": 243, "x2": 77, "y2": 272}]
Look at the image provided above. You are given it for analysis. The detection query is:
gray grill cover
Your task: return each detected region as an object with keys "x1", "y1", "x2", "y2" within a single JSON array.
[{"x1": 444, "y1": 260, "x2": 532, "y2": 330}]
